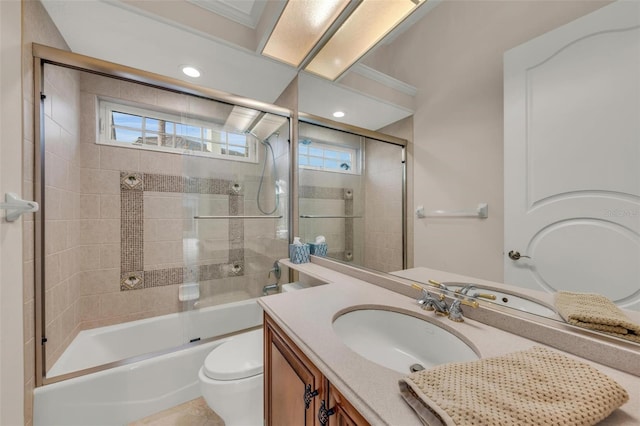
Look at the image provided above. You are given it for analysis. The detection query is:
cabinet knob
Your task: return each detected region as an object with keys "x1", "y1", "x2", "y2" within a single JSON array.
[
  {"x1": 304, "y1": 384, "x2": 319, "y2": 409},
  {"x1": 317, "y1": 400, "x2": 335, "y2": 426}
]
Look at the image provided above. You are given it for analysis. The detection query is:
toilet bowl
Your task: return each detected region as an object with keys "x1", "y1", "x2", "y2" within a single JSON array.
[{"x1": 198, "y1": 329, "x2": 264, "y2": 426}]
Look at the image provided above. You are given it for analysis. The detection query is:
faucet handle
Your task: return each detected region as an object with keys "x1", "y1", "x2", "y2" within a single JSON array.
[
  {"x1": 455, "y1": 289, "x2": 496, "y2": 301},
  {"x1": 459, "y1": 298, "x2": 479, "y2": 309},
  {"x1": 448, "y1": 298, "x2": 478, "y2": 322},
  {"x1": 474, "y1": 293, "x2": 496, "y2": 301},
  {"x1": 267, "y1": 261, "x2": 281, "y2": 279},
  {"x1": 411, "y1": 283, "x2": 429, "y2": 303},
  {"x1": 427, "y1": 279, "x2": 449, "y2": 291}
]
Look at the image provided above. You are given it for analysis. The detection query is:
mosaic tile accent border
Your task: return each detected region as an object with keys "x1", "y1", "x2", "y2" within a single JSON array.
[
  {"x1": 121, "y1": 191, "x2": 144, "y2": 272},
  {"x1": 120, "y1": 261, "x2": 244, "y2": 291},
  {"x1": 120, "y1": 172, "x2": 244, "y2": 291},
  {"x1": 143, "y1": 174, "x2": 236, "y2": 195},
  {"x1": 299, "y1": 185, "x2": 354, "y2": 262},
  {"x1": 299, "y1": 186, "x2": 348, "y2": 200}
]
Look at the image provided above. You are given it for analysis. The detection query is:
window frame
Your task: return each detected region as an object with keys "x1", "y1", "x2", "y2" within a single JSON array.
[
  {"x1": 97, "y1": 98, "x2": 258, "y2": 163},
  {"x1": 298, "y1": 139, "x2": 360, "y2": 175}
]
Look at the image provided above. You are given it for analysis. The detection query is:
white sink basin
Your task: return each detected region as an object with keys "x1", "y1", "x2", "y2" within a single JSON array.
[
  {"x1": 448, "y1": 284, "x2": 556, "y2": 318},
  {"x1": 332, "y1": 309, "x2": 478, "y2": 374}
]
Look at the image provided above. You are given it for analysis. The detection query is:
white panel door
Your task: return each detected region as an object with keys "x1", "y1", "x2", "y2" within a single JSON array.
[{"x1": 504, "y1": 0, "x2": 640, "y2": 310}]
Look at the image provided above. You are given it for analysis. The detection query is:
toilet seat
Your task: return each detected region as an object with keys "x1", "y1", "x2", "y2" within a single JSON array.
[{"x1": 203, "y1": 329, "x2": 263, "y2": 381}]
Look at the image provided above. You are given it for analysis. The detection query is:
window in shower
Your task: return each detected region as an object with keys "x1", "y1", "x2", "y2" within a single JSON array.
[
  {"x1": 299, "y1": 139, "x2": 359, "y2": 174},
  {"x1": 98, "y1": 99, "x2": 258, "y2": 163}
]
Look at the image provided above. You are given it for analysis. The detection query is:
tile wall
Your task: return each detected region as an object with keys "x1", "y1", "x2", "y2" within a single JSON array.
[
  {"x1": 31, "y1": 69, "x2": 290, "y2": 374},
  {"x1": 363, "y1": 139, "x2": 404, "y2": 272},
  {"x1": 42, "y1": 63, "x2": 83, "y2": 370},
  {"x1": 298, "y1": 123, "x2": 364, "y2": 265},
  {"x1": 298, "y1": 124, "x2": 404, "y2": 271}
]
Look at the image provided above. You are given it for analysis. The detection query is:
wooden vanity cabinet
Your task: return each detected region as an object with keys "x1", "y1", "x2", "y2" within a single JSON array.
[
  {"x1": 327, "y1": 383, "x2": 369, "y2": 426},
  {"x1": 264, "y1": 313, "x2": 369, "y2": 426}
]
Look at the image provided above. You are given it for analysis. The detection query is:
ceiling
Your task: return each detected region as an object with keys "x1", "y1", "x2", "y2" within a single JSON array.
[{"x1": 40, "y1": 0, "x2": 436, "y2": 130}]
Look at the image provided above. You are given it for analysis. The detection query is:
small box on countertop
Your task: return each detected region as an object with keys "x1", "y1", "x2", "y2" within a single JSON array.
[
  {"x1": 308, "y1": 242, "x2": 328, "y2": 257},
  {"x1": 289, "y1": 243, "x2": 310, "y2": 264}
]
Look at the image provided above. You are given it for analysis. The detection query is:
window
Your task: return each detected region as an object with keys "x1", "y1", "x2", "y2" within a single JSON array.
[
  {"x1": 98, "y1": 99, "x2": 257, "y2": 163},
  {"x1": 299, "y1": 139, "x2": 358, "y2": 174}
]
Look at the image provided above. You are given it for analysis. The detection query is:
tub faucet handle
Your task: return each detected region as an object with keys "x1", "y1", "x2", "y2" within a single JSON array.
[{"x1": 268, "y1": 261, "x2": 281, "y2": 279}]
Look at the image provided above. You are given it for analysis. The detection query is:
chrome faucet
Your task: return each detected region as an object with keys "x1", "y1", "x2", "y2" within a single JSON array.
[
  {"x1": 455, "y1": 283, "x2": 497, "y2": 301},
  {"x1": 262, "y1": 261, "x2": 281, "y2": 296},
  {"x1": 412, "y1": 282, "x2": 478, "y2": 322},
  {"x1": 415, "y1": 287, "x2": 449, "y2": 316},
  {"x1": 448, "y1": 299, "x2": 466, "y2": 322}
]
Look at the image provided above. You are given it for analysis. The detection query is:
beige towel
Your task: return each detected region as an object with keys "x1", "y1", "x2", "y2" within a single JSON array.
[
  {"x1": 399, "y1": 346, "x2": 629, "y2": 426},
  {"x1": 555, "y1": 291, "x2": 640, "y2": 343}
]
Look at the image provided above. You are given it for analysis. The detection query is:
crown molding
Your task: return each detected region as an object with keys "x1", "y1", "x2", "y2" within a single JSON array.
[{"x1": 349, "y1": 64, "x2": 417, "y2": 97}]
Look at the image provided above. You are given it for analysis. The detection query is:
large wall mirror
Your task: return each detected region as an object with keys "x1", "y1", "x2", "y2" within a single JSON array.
[
  {"x1": 33, "y1": 0, "x2": 638, "y2": 380},
  {"x1": 298, "y1": 0, "x2": 639, "y2": 349}
]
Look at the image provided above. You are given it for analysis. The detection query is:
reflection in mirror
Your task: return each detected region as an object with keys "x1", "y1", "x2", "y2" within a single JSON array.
[
  {"x1": 39, "y1": 63, "x2": 291, "y2": 380},
  {"x1": 297, "y1": 121, "x2": 405, "y2": 272}
]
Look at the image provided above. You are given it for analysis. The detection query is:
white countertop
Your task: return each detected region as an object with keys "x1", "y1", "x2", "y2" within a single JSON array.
[{"x1": 259, "y1": 261, "x2": 640, "y2": 425}]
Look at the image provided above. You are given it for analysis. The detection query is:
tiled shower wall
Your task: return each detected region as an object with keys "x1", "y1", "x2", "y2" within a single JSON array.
[
  {"x1": 363, "y1": 139, "x2": 404, "y2": 272},
  {"x1": 298, "y1": 124, "x2": 364, "y2": 264},
  {"x1": 35, "y1": 70, "x2": 289, "y2": 373},
  {"x1": 42, "y1": 64, "x2": 83, "y2": 370}
]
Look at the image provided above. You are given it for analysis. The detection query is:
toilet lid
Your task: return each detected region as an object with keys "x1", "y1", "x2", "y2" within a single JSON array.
[{"x1": 203, "y1": 329, "x2": 264, "y2": 381}]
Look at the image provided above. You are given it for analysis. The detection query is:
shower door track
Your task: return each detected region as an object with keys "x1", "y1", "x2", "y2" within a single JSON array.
[{"x1": 41, "y1": 325, "x2": 263, "y2": 385}]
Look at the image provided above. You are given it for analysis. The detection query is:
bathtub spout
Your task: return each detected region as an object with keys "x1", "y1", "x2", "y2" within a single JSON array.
[{"x1": 262, "y1": 283, "x2": 279, "y2": 296}]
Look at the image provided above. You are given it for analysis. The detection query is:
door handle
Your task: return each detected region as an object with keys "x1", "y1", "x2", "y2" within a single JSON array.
[{"x1": 508, "y1": 250, "x2": 531, "y2": 260}]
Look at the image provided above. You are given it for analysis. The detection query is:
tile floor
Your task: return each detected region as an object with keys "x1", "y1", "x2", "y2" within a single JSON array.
[{"x1": 129, "y1": 398, "x2": 224, "y2": 426}]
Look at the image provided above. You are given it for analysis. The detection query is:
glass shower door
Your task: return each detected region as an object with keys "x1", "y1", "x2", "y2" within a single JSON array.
[
  {"x1": 181, "y1": 109, "x2": 291, "y2": 333},
  {"x1": 298, "y1": 121, "x2": 405, "y2": 273}
]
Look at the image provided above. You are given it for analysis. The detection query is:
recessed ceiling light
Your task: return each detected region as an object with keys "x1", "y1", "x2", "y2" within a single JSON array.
[
  {"x1": 181, "y1": 66, "x2": 201, "y2": 78},
  {"x1": 333, "y1": 111, "x2": 345, "y2": 118}
]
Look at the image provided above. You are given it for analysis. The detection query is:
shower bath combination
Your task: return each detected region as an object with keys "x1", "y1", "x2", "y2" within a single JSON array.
[{"x1": 31, "y1": 44, "x2": 407, "y2": 426}]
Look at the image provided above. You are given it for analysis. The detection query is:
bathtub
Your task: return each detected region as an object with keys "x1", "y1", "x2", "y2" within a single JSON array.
[{"x1": 34, "y1": 298, "x2": 263, "y2": 426}]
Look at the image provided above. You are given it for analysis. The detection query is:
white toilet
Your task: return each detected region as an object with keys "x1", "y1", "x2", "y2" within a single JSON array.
[{"x1": 198, "y1": 329, "x2": 264, "y2": 426}]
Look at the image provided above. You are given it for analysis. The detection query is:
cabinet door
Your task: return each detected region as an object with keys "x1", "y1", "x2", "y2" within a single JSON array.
[
  {"x1": 264, "y1": 313, "x2": 324, "y2": 426},
  {"x1": 328, "y1": 383, "x2": 369, "y2": 426}
]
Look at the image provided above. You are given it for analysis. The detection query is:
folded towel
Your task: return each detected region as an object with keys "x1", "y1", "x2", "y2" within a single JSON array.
[
  {"x1": 555, "y1": 291, "x2": 640, "y2": 343},
  {"x1": 399, "y1": 346, "x2": 628, "y2": 426}
]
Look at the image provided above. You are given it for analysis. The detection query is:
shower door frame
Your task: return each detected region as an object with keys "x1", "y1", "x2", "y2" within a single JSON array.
[{"x1": 32, "y1": 44, "x2": 294, "y2": 386}]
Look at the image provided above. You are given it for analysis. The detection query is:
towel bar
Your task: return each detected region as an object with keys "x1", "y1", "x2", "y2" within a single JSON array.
[
  {"x1": 194, "y1": 215, "x2": 283, "y2": 219},
  {"x1": 416, "y1": 203, "x2": 488, "y2": 219}
]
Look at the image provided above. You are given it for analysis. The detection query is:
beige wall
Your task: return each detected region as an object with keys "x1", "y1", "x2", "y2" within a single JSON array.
[
  {"x1": 22, "y1": 0, "x2": 72, "y2": 423},
  {"x1": 366, "y1": 0, "x2": 610, "y2": 281},
  {"x1": 1, "y1": 1, "x2": 25, "y2": 424}
]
